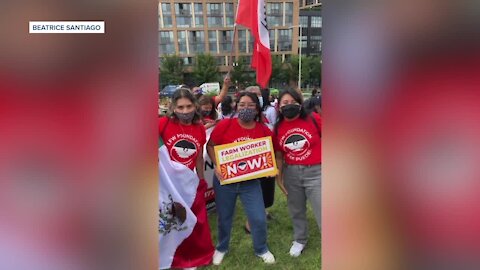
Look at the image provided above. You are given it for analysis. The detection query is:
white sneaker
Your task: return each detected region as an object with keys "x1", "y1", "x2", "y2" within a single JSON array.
[
  {"x1": 257, "y1": 250, "x2": 275, "y2": 264},
  {"x1": 289, "y1": 241, "x2": 305, "y2": 257},
  {"x1": 183, "y1": 268, "x2": 197, "y2": 270},
  {"x1": 212, "y1": 249, "x2": 226, "y2": 265}
]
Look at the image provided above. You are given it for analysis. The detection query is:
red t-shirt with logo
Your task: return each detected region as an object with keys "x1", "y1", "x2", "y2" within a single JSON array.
[
  {"x1": 273, "y1": 113, "x2": 321, "y2": 165},
  {"x1": 159, "y1": 117, "x2": 206, "y2": 170},
  {"x1": 210, "y1": 118, "x2": 272, "y2": 145}
]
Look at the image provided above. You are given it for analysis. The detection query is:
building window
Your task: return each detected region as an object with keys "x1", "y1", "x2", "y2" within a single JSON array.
[
  {"x1": 216, "y1": 56, "x2": 225, "y2": 66},
  {"x1": 207, "y1": 3, "x2": 221, "y2": 15},
  {"x1": 220, "y1": 30, "x2": 233, "y2": 52},
  {"x1": 194, "y1": 3, "x2": 204, "y2": 27},
  {"x1": 208, "y1": 17, "x2": 223, "y2": 27},
  {"x1": 269, "y1": 29, "x2": 276, "y2": 51},
  {"x1": 178, "y1": 31, "x2": 187, "y2": 54},
  {"x1": 278, "y1": 29, "x2": 292, "y2": 51},
  {"x1": 267, "y1": 3, "x2": 283, "y2": 27},
  {"x1": 175, "y1": 3, "x2": 192, "y2": 28},
  {"x1": 183, "y1": 57, "x2": 194, "y2": 66},
  {"x1": 225, "y1": 3, "x2": 234, "y2": 27},
  {"x1": 189, "y1": 31, "x2": 205, "y2": 53},
  {"x1": 175, "y1": 3, "x2": 191, "y2": 16},
  {"x1": 248, "y1": 30, "x2": 254, "y2": 53},
  {"x1": 161, "y1": 3, "x2": 173, "y2": 27},
  {"x1": 311, "y1": 16, "x2": 322, "y2": 28},
  {"x1": 159, "y1": 31, "x2": 175, "y2": 54},
  {"x1": 300, "y1": 16, "x2": 309, "y2": 28},
  {"x1": 300, "y1": 35, "x2": 308, "y2": 49},
  {"x1": 310, "y1": 35, "x2": 322, "y2": 53},
  {"x1": 207, "y1": 2, "x2": 222, "y2": 26},
  {"x1": 238, "y1": 30, "x2": 247, "y2": 53},
  {"x1": 285, "y1": 3, "x2": 293, "y2": 25},
  {"x1": 208, "y1": 30, "x2": 218, "y2": 53}
]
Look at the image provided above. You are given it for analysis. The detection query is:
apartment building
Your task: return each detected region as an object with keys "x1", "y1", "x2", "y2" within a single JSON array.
[{"x1": 158, "y1": 0, "x2": 300, "y2": 71}]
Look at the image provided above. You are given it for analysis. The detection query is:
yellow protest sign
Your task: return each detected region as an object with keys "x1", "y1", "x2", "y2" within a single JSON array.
[{"x1": 214, "y1": 137, "x2": 278, "y2": 185}]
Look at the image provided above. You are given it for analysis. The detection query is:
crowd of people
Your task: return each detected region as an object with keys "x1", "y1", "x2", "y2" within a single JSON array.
[{"x1": 159, "y1": 77, "x2": 321, "y2": 270}]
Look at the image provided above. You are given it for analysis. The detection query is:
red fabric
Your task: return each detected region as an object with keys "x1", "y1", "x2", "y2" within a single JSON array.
[
  {"x1": 235, "y1": 0, "x2": 272, "y2": 88},
  {"x1": 379, "y1": 55, "x2": 480, "y2": 251},
  {"x1": 210, "y1": 118, "x2": 272, "y2": 145},
  {"x1": 159, "y1": 117, "x2": 206, "y2": 170},
  {"x1": 172, "y1": 179, "x2": 214, "y2": 268},
  {"x1": 274, "y1": 113, "x2": 322, "y2": 165}
]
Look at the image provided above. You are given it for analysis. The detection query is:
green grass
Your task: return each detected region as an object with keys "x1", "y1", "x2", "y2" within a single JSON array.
[{"x1": 203, "y1": 186, "x2": 321, "y2": 269}]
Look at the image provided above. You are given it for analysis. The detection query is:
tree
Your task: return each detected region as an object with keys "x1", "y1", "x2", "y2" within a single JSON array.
[
  {"x1": 270, "y1": 55, "x2": 284, "y2": 87},
  {"x1": 230, "y1": 56, "x2": 255, "y2": 89},
  {"x1": 159, "y1": 55, "x2": 184, "y2": 87},
  {"x1": 308, "y1": 56, "x2": 322, "y2": 86},
  {"x1": 192, "y1": 53, "x2": 219, "y2": 85},
  {"x1": 282, "y1": 55, "x2": 299, "y2": 87}
]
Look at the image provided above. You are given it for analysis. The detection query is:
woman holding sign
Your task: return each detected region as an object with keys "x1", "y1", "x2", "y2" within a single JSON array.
[
  {"x1": 159, "y1": 88, "x2": 214, "y2": 270},
  {"x1": 273, "y1": 88, "x2": 321, "y2": 258},
  {"x1": 206, "y1": 91, "x2": 276, "y2": 265}
]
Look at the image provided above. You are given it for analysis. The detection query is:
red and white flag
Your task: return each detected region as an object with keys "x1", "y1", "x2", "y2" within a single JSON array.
[{"x1": 236, "y1": 0, "x2": 272, "y2": 88}]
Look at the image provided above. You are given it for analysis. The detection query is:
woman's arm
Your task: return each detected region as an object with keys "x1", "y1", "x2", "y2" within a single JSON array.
[
  {"x1": 195, "y1": 147, "x2": 205, "y2": 180},
  {"x1": 206, "y1": 139, "x2": 224, "y2": 181},
  {"x1": 214, "y1": 75, "x2": 231, "y2": 106},
  {"x1": 275, "y1": 151, "x2": 287, "y2": 195}
]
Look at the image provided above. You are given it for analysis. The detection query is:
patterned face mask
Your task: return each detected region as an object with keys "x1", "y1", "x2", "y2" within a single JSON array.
[
  {"x1": 174, "y1": 111, "x2": 195, "y2": 122},
  {"x1": 237, "y1": 108, "x2": 257, "y2": 122}
]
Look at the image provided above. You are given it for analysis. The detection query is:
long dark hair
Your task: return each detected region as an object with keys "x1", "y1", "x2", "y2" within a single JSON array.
[
  {"x1": 261, "y1": 88, "x2": 271, "y2": 111},
  {"x1": 235, "y1": 91, "x2": 263, "y2": 123},
  {"x1": 221, "y1": 95, "x2": 234, "y2": 116},
  {"x1": 168, "y1": 88, "x2": 202, "y2": 124},
  {"x1": 274, "y1": 87, "x2": 308, "y2": 132},
  {"x1": 198, "y1": 95, "x2": 218, "y2": 120},
  {"x1": 303, "y1": 96, "x2": 321, "y2": 114}
]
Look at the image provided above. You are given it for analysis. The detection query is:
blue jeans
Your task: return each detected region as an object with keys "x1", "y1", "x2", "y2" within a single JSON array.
[{"x1": 213, "y1": 175, "x2": 268, "y2": 255}]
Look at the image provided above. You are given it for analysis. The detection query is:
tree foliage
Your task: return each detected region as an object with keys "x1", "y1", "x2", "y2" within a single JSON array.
[
  {"x1": 159, "y1": 55, "x2": 184, "y2": 87},
  {"x1": 230, "y1": 56, "x2": 255, "y2": 89},
  {"x1": 192, "y1": 53, "x2": 219, "y2": 85}
]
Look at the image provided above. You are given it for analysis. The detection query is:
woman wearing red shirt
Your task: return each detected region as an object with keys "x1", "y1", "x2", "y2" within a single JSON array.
[
  {"x1": 206, "y1": 91, "x2": 276, "y2": 266},
  {"x1": 273, "y1": 88, "x2": 321, "y2": 258},
  {"x1": 158, "y1": 88, "x2": 214, "y2": 270}
]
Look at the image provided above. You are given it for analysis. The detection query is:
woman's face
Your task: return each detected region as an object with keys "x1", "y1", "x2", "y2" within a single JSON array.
[
  {"x1": 174, "y1": 97, "x2": 195, "y2": 114},
  {"x1": 200, "y1": 104, "x2": 212, "y2": 112},
  {"x1": 279, "y1": 93, "x2": 299, "y2": 109},
  {"x1": 237, "y1": 96, "x2": 258, "y2": 113}
]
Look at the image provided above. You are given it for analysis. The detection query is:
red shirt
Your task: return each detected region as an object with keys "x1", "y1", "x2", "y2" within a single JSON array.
[
  {"x1": 159, "y1": 117, "x2": 206, "y2": 170},
  {"x1": 274, "y1": 113, "x2": 322, "y2": 165},
  {"x1": 210, "y1": 118, "x2": 272, "y2": 145}
]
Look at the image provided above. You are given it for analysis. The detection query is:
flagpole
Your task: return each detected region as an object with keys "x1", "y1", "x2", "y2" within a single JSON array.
[{"x1": 228, "y1": 24, "x2": 237, "y2": 77}]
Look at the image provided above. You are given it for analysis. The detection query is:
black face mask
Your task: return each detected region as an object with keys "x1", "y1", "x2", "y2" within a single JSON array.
[{"x1": 281, "y1": 104, "x2": 301, "y2": 119}]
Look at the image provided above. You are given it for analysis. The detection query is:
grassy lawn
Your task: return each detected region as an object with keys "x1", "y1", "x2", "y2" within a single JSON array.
[{"x1": 203, "y1": 186, "x2": 321, "y2": 269}]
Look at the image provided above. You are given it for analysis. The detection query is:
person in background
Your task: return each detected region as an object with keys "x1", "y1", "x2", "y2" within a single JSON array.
[
  {"x1": 206, "y1": 91, "x2": 276, "y2": 266},
  {"x1": 260, "y1": 88, "x2": 278, "y2": 131},
  {"x1": 159, "y1": 88, "x2": 214, "y2": 270},
  {"x1": 198, "y1": 95, "x2": 218, "y2": 130},
  {"x1": 196, "y1": 76, "x2": 232, "y2": 129},
  {"x1": 269, "y1": 94, "x2": 278, "y2": 108},
  {"x1": 304, "y1": 96, "x2": 321, "y2": 115},
  {"x1": 218, "y1": 95, "x2": 236, "y2": 119},
  {"x1": 244, "y1": 86, "x2": 277, "y2": 233},
  {"x1": 311, "y1": 88, "x2": 318, "y2": 98},
  {"x1": 273, "y1": 87, "x2": 321, "y2": 258},
  {"x1": 194, "y1": 76, "x2": 231, "y2": 106}
]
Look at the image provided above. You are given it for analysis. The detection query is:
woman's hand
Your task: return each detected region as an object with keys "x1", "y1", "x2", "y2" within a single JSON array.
[
  {"x1": 276, "y1": 175, "x2": 288, "y2": 196},
  {"x1": 214, "y1": 166, "x2": 224, "y2": 182}
]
